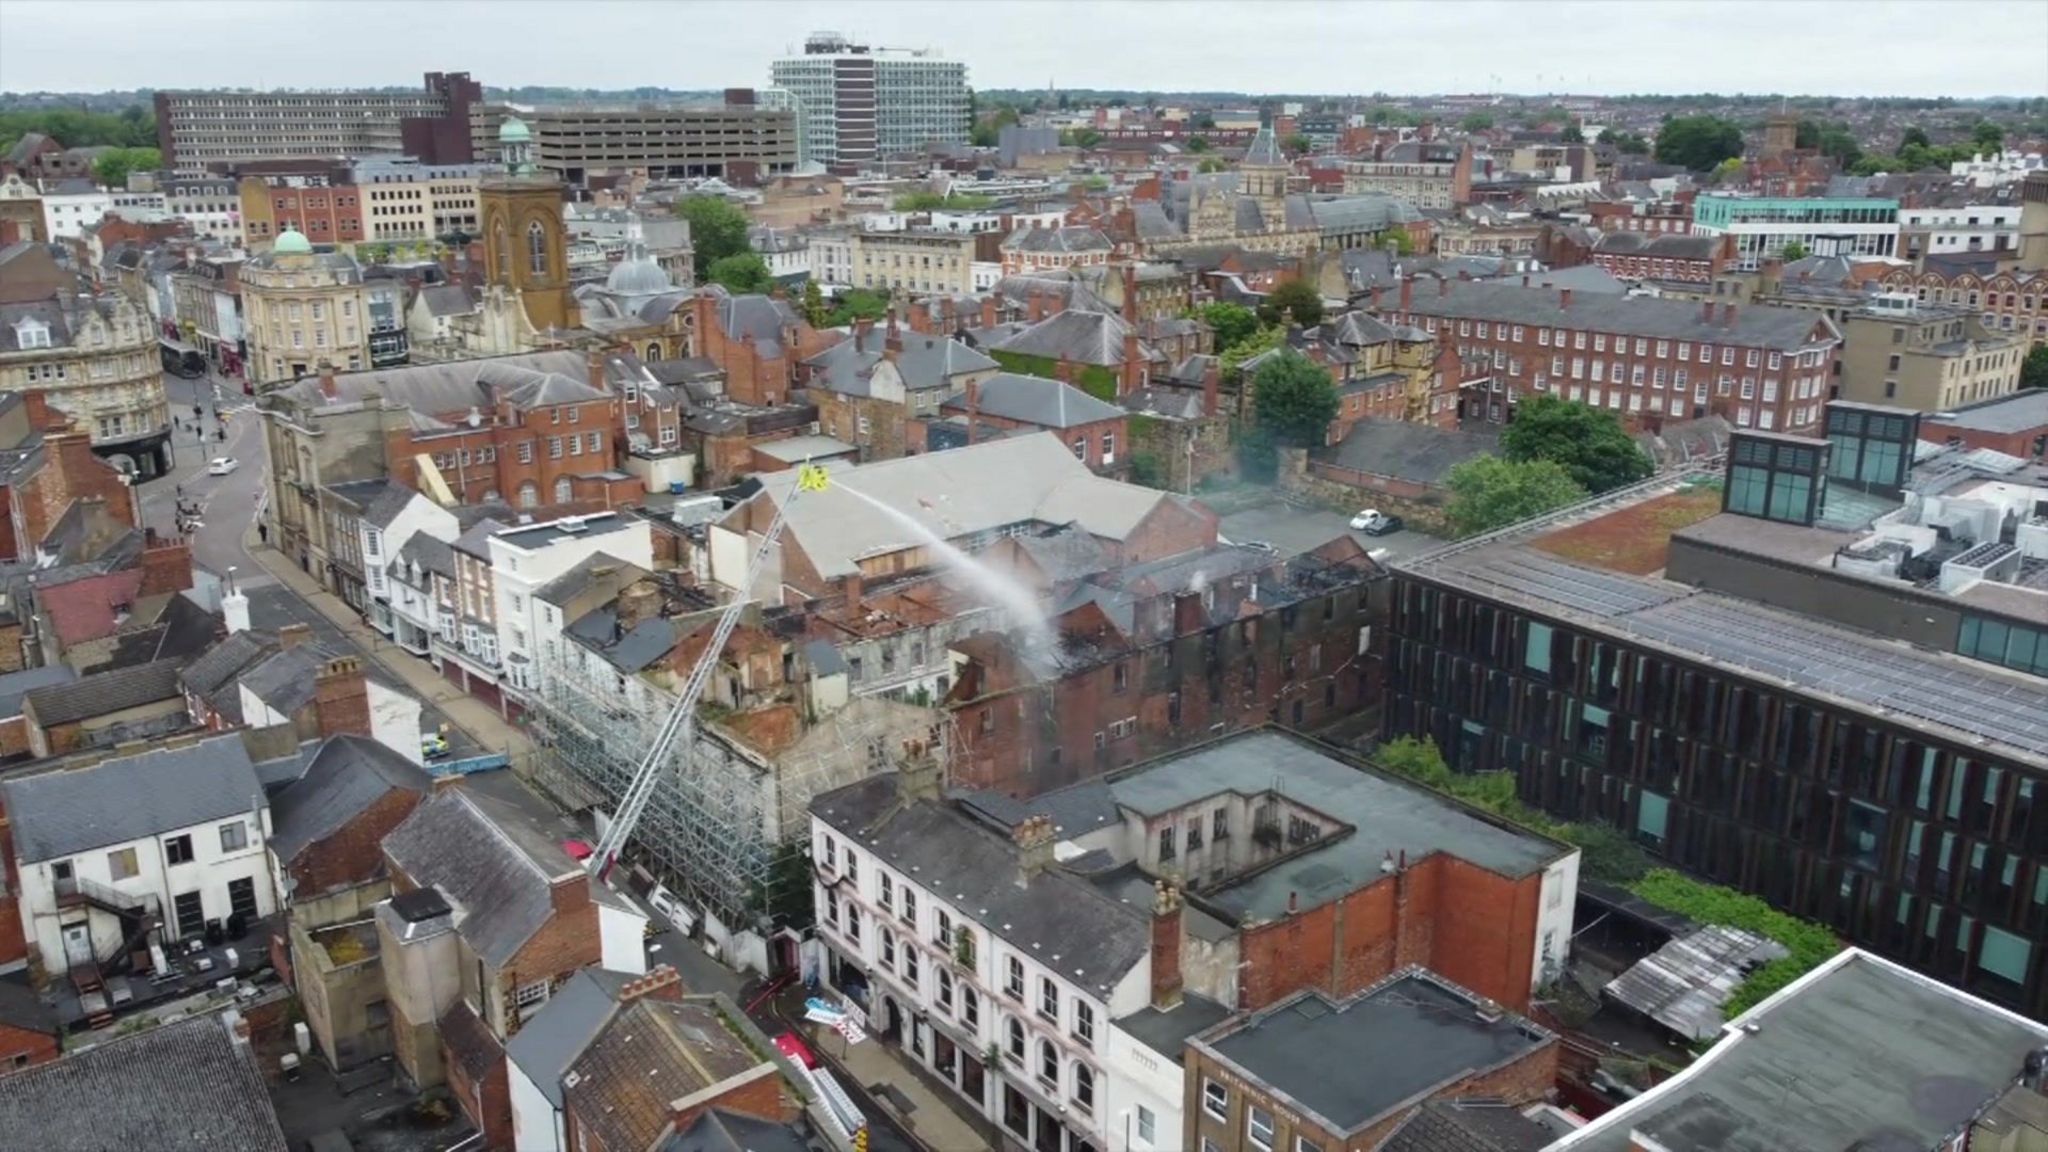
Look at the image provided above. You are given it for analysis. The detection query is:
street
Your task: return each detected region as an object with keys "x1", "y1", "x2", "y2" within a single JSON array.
[
  {"x1": 1218, "y1": 498, "x2": 1447, "y2": 563},
  {"x1": 139, "y1": 365, "x2": 264, "y2": 582}
]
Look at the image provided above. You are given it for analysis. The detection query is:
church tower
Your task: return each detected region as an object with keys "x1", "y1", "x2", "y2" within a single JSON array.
[
  {"x1": 1239, "y1": 106, "x2": 1290, "y2": 222},
  {"x1": 478, "y1": 116, "x2": 576, "y2": 333}
]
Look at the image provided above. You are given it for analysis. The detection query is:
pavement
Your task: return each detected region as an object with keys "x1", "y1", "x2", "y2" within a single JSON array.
[{"x1": 1218, "y1": 498, "x2": 1446, "y2": 563}]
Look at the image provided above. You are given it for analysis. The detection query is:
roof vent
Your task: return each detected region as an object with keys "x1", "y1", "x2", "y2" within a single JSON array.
[
  {"x1": 1474, "y1": 998, "x2": 1504, "y2": 1024},
  {"x1": 559, "y1": 516, "x2": 586, "y2": 534}
]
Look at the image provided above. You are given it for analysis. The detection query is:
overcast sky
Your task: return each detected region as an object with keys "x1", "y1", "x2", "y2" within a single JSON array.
[{"x1": 2, "y1": 0, "x2": 2043, "y2": 98}]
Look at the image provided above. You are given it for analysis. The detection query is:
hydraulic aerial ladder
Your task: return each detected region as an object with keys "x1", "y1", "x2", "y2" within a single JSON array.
[{"x1": 583, "y1": 462, "x2": 832, "y2": 881}]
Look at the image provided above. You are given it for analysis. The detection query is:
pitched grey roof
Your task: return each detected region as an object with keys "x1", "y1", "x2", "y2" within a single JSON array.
[
  {"x1": 1131, "y1": 201, "x2": 1182, "y2": 240},
  {"x1": 992, "y1": 309, "x2": 1148, "y2": 367},
  {"x1": 1488, "y1": 264, "x2": 1628, "y2": 296},
  {"x1": 382, "y1": 787, "x2": 583, "y2": 967},
  {"x1": 944, "y1": 372, "x2": 1123, "y2": 429},
  {"x1": 0, "y1": 976, "x2": 57, "y2": 1035},
  {"x1": 1930, "y1": 388, "x2": 2048, "y2": 435},
  {"x1": 1, "y1": 734, "x2": 261, "y2": 862},
  {"x1": 1386, "y1": 280, "x2": 1835, "y2": 350},
  {"x1": 240, "y1": 643, "x2": 337, "y2": 717},
  {"x1": 181, "y1": 631, "x2": 277, "y2": 721},
  {"x1": 804, "y1": 332, "x2": 997, "y2": 395},
  {"x1": 1243, "y1": 122, "x2": 1285, "y2": 166},
  {"x1": 23, "y1": 659, "x2": 184, "y2": 726},
  {"x1": 419, "y1": 283, "x2": 477, "y2": 317},
  {"x1": 1594, "y1": 231, "x2": 1719, "y2": 260},
  {"x1": 0, "y1": 663, "x2": 76, "y2": 718},
  {"x1": 268, "y1": 735, "x2": 432, "y2": 866},
  {"x1": 660, "y1": 1111, "x2": 812, "y2": 1152},
  {"x1": 1323, "y1": 418, "x2": 1497, "y2": 487},
  {"x1": 362, "y1": 483, "x2": 422, "y2": 528},
  {"x1": 1001, "y1": 226, "x2": 1112, "y2": 254},
  {"x1": 1287, "y1": 193, "x2": 1423, "y2": 234},
  {"x1": 706, "y1": 286, "x2": 801, "y2": 351},
  {"x1": 395, "y1": 532, "x2": 457, "y2": 579},
  {"x1": 504, "y1": 967, "x2": 634, "y2": 1107},
  {"x1": 812, "y1": 775, "x2": 1152, "y2": 994},
  {"x1": 266, "y1": 350, "x2": 585, "y2": 413},
  {"x1": 0, "y1": 1013, "x2": 288, "y2": 1152},
  {"x1": 1379, "y1": 1100, "x2": 1555, "y2": 1152}
]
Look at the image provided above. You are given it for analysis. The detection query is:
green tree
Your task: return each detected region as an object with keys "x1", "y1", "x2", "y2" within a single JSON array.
[
  {"x1": 1197, "y1": 302, "x2": 1260, "y2": 351},
  {"x1": 892, "y1": 192, "x2": 995, "y2": 211},
  {"x1": 1381, "y1": 229, "x2": 1416, "y2": 256},
  {"x1": 1262, "y1": 279, "x2": 1324, "y2": 329},
  {"x1": 1186, "y1": 136, "x2": 1212, "y2": 154},
  {"x1": 706, "y1": 253, "x2": 773, "y2": 294},
  {"x1": 1282, "y1": 133, "x2": 1312, "y2": 155},
  {"x1": 1251, "y1": 348, "x2": 1340, "y2": 448},
  {"x1": 1560, "y1": 122, "x2": 1585, "y2": 144},
  {"x1": 1654, "y1": 114, "x2": 1746, "y2": 171},
  {"x1": 1712, "y1": 156, "x2": 1747, "y2": 182},
  {"x1": 823, "y1": 288, "x2": 890, "y2": 328},
  {"x1": 1066, "y1": 127, "x2": 1103, "y2": 149},
  {"x1": 1793, "y1": 119, "x2": 1822, "y2": 150},
  {"x1": 1197, "y1": 156, "x2": 1226, "y2": 173},
  {"x1": 1780, "y1": 241, "x2": 1810, "y2": 261},
  {"x1": 1444, "y1": 456, "x2": 1588, "y2": 536},
  {"x1": 2021, "y1": 345, "x2": 2048, "y2": 390},
  {"x1": 970, "y1": 121, "x2": 999, "y2": 148},
  {"x1": 1191, "y1": 112, "x2": 1216, "y2": 130},
  {"x1": 800, "y1": 279, "x2": 828, "y2": 327},
  {"x1": 92, "y1": 146, "x2": 160, "y2": 190},
  {"x1": 1900, "y1": 125, "x2": 1931, "y2": 151},
  {"x1": 1607, "y1": 130, "x2": 1650, "y2": 155},
  {"x1": 1817, "y1": 127, "x2": 1862, "y2": 169},
  {"x1": 1219, "y1": 325, "x2": 1284, "y2": 378},
  {"x1": 677, "y1": 196, "x2": 751, "y2": 265},
  {"x1": 1500, "y1": 394, "x2": 1655, "y2": 494},
  {"x1": 1972, "y1": 120, "x2": 2004, "y2": 155},
  {"x1": 1459, "y1": 112, "x2": 1495, "y2": 133}
]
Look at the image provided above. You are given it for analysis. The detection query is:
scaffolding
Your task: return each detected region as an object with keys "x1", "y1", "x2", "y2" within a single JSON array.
[{"x1": 524, "y1": 648, "x2": 954, "y2": 935}]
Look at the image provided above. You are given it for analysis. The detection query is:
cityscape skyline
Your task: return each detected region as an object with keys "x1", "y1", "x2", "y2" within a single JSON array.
[{"x1": 1, "y1": 0, "x2": 2045, "y2": 99}]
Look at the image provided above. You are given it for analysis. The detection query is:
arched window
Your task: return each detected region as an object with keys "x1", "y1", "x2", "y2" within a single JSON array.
[
  {"x1": 1038, "y1": 1038, "x2": 1059, "y2": 1087},
  {"x1": 517, "y1": 481, "x2": 538, "y2": 509},
  {"x1": 553, "y1": 476, "x2": 572, "y2": 503},
  {"x1": 493, "y1": 221, "x2": 509, "y2": 278},
  {"x1": 1072, "y1": 1064, "x2": 1094, "y2": 1114},
  {"x1": 1005, "y1": 1017, "x2": 1024, "y2": 1061},
  {"x1": 645, "y1": 341, "x2": 661, "y2": 362},
  {"x1": 528, "y1": 220, "x2": 548, "y2": 277}
]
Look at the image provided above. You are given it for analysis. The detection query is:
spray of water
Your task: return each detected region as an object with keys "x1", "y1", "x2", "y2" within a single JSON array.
[{"x1": 835, "y1": 484, "x2": 1056, "y2": 658}]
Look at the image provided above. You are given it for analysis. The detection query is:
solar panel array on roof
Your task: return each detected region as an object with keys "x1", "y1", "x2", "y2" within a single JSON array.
[{"x1": 1455, "y1": 551, "x2": 1689, "y2": 618}]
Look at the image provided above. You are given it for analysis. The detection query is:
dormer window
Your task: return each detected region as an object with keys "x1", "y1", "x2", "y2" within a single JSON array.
[{"x1": 13, "y1": 318, "x2": 51, "y2": 350}]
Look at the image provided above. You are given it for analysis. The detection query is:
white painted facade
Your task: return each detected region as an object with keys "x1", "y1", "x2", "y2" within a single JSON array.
[
  {"x1": 14, "y1": 804, "x2": 275, "y2": 974},
  {"x1": 485, "y1": 513, "x2": 655, "y2": 700},
  {"x1": 40, "y1": 191, "x2": 113, "y2": 240},
  {"x1": 508, "y1": 1060, "x2": 565, "y2": 1152},
  {"x1": 360, "y1": 493, "x2": 459, "y2": 637},
  {"x1": 1900, "y1": 205, "x2": 2022, "y2": 258},
  {"x1": 810, "y1": 817, "x2": 1178, "y2": 1152}
]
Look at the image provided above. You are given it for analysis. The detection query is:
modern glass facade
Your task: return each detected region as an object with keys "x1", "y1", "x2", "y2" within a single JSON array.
[{"x1": 1383, "y1": 574, "x2": 2048, "y2": 1020}]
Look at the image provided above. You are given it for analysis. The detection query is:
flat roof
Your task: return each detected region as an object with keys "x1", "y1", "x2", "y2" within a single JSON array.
[
  {"x1": 1551, "y1": 950, "x2": 2048, "y2": 1152},
  {"x1": 1200, "y1": 970, "x2": 1552, "y2": 1135},
  {"x1": 1406, "y1": 484, "x2": 2048, "y2": 769},
  {"x1": 1104, "y1": 731, "x2": 1567, "y2": 921}
]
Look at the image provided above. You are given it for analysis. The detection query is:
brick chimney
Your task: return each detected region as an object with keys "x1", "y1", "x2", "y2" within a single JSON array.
[
  {"x1": 1029, "y1": 290, "x2": 1046, "y2": 323},
  {"x1": 1055, "y1": 358, "x2": 1075, "y2": 385},
  {"x1": 1559, "y1": 287, "x2": 1573, "y2": 310},
  {"x1": 1120, "y1": 329, "x2": 1144, "y2": 397},
  {"x1": 896, "y1": 740, "x2": 943, "y2": 803},
  {"x1": 853, "y1": 317, "x2": 872, "y2": 353},
  {"x1": 1013, "y1": 814, "x2": 1055, "y2": 887},
  {"x1": 1122, "y1": 262, "x2": 1139, "y2": 323},
  {"x1": 1437, "y1": 277, "x2": 1449, "y2": 297},
  {"x1": 965, "y1": 378, "x2": 981, "y2": 445},
  {"x1": 980, "y1": 296, "x2": 999, "y2": 330},
  {"x1": 278, "y1": 623, "x2": 312, "y2": 651},
  {"x1": 587, "y1": 347, "x2": 609, "y2": 393},
  {"x1": 1369, "y1": 286, "x2": 1384, "y2": 311},
  {"x1": 907, "y1": 304, "x2": 930, "y2": 335},
  {"x1": 940, "y1": 297, "x2": 957, "y2": 334},
  {"x1": 1702, "y1": 300, "x2": 1716, "y2": 324},
  {"x1": 22, "y1": 390, "x2": 66, "y2": 433},
  {"x1": 885, "y1": 307, "x2": 902, "y2": 352},
  {"x1": 139, "y1": 531, "x2": 193, "y2": 597},
  {"x1": 1722, "y1": 303, "x2": 1739, "y2": 328},
  {"x1": 615, "y1": 580, "x2": 660, "y2": 633},
  {"x1": 313, "y1": 656, "x2": 371, "y2": 739},
  {"x1": 1150, "y1": 880, "x2": 1184, "y2": 1010},
  {"x1": 1399, "y1": 278, "x2": 1414, "y2": 312},
  {"x1": 1202, "y1": 356, "x2": 1221, "y2": 418},
  {"x1": 617, "y1": 964, "x2": 684, "y2": 1003},
  {"x1": 842, "y1": 568, "x2": 863, "y2": 607}
]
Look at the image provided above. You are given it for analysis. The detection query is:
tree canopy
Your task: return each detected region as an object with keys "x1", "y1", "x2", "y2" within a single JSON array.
[
  {"x1": 706, "y1": 252, "x2": 773, "y2": 295},
  {"x1": 1061, "y1": 127, "x2": 1104, "y2": 149},
  {"x1": 677, "y1": 197, "x2": 751, "y2": 266},
  {"x1": 0, "y1": 105, "x2": 155, "y2": 153},
  {"x1": 2021, "y1": 345, "x2": 2048, "y2": 391},
  {"x1": 1500, "y1": 395, "x2": 1655, "y2": 494},
  {"x1": 1654, "y1": 115, "x2": 1746, "y2": 171},
  {"x1": 1197, "y1": 302, "x2": 1261, "y2": 352},
  {"x1": 1780, "y1": 240, "x2": 1810, "y2": 261},
  {"x1": 1185, "y1": 136, "x2": 1212, "y2": 154},
  {"x1": 1260, "y1": 280, "x2": 1324, "y2": 329},
  {"x1": 822, "y1": 288, "x2": 890, "y2": 329},
  {"x1": 1459, "y1": 112, "x2": 1495, "y2": 133},
  {"x1": 1250, "y1": 348, "x2": 1339, "y2": 448},
  {"x1": 1282, "y1": 134, "x2": 1312, "y2": 155},
  {"x1": 1606, "y1": 130, "x2": 1650, "y2": 155},
  {"x1": 891, "y1": 192, "x2": 995, "y2": 211},
  {"x1": 1445, "y1": 457, "x2": 1588, "y2": 536},
  {"x1": 91, "y1": 147, "x2": 160, "y2": 191},
  {"x1": 1900, "y1": 125, "x2": 1932, "y2": 151},
  {"x1": 1973, "y1": 120, "x2": 2004, "y2": 154}
]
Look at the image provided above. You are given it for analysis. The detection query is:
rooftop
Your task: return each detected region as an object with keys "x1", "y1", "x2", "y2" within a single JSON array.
[
  {"x1": 1, "y1": 734, "x2": 261, "y2": 862},
  {"x1": 564, "y1": 998, "x2": 772, "y2": 1152},
  {"x1": 1196, "y1": 969, "x2": 1553, "y2": 1135},
  {"x1": 381, "y1": 786, "x2": 585, "y2": 967},
  {"x1": 0, "y1": 1013, "x2": 289, "y2": 1151},
  {"x1": 1551, "y1": 949, "x2": 2048, "y2": 1152},
  {"x1": 1382, "y1": 279, "x2": 1836, "y2": 351}
]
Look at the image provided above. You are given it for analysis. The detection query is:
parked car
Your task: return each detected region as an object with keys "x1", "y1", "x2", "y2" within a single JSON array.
[
  {"x1": 1349, "y1": 509, "x2": 1403, "y2": 536},
  {"x1": 206, "y1": 456, "x2": 239, "y2": 476},
  {"x1": 773, "y1": 1031, "x2": 819, "y2": 1069},
  {"x1": 420, "y1": 732, "x2": 450, "y2": 760}
]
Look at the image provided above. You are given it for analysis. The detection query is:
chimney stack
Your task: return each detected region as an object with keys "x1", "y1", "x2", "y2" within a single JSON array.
[
  {"x1": 1013, "y1": 814, "x2": 1055, "y2": 886},
  {"x1": 1149, "y1": 880, "x2": 1184, "y2": 1010},
  {"x1": 1559, "y1": 287, "x2": 1573, "y2": 310},
  {"x1": 222, "y1": 586, "x2": 251, "y2": 635},
  {"x1": 885, "y1": 307, "x2": 902, "y2": 351},
  {"x1": 318, "y1": 362, "x2": 339, "y2": 401},
  {"x1": 980, "y1": 295, "x2": 999, "y2": 330},
  {"x1": 940, "y1": 297, "x2": 957, "y2": 334},
  {"x1": 1437, "y1": 277, "x2": 1449, "y2": 297},
  {"x1": 1122, "y1": 262, "x2": 1139, "y2": 323},
  {"x1": 1370, "y1": 285, "x2": 1384, "y2": 312},
  {"x1": 1722, "y1": 303, "x2": 1739, "y2": 328},
  {"x1": 587, "y1": 347, "x2": 608, "y2": 393},
  {"x1": 1202, "y1": 356, "x2": 1221, "y2": 418},
  {"x1": 617, "y1": 964, "x2": 684, "y2": 1003},
  {"x1": 1400, "y1": 278, "x2": 1414, "y2": 312},
  {"x1": 1029, "y1": 290, "x2": 1047, "y2": 323},
  {"x1": 1702, "y1": 300, "x2": 1716, "y2": 324},
  {"x1": 313, "y1": 656, "x2": 371, "y2": 740},
  {"x1": 965, "y1": 378, "x2": 981, "y2": 445},
  {"x1": 895, "y1": 740, "x2": 943, "y2": 803},
  {"x1": 615, "y1": 581, "x2": 660, "y2": 633},
  {"x1": 854, "y1": 316, "x2": 872, "y2": 353},
  {"x1": 278, "y1": 623, "x2": 312, "y2": 651},
  {"x1": 1120, "y1": 329, "x2": 1144, "y2": 398}
]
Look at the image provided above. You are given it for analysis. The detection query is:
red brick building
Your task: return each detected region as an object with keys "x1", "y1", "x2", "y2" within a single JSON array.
[
  {"x1": 268, "y1": 183, "x2": 366, "y2": 248},
  {"x1": 1373, "y1": 278, "x2": 1842, "y2": 435},
  {"x1": 1919, "y1": 390, "x2": 2048, "y2": 459},
  {"x1": 562, "y1": 990, "x2": 799, "y2": 1152},
  {"x1": 1586, "y1": 196, "x2": 1696, "y2": 236},
  {"x1": 1591, "y1": 232, "x2": 1736, "y2": 286},
  {"x1": 690, "y1": 286, "x2": 839, "y2": 407},
  {"x1": 0, "y1": 981, "x2": 60, "y2": 1071},
  {"x1": 939, "y1": 372, "x2": 1130, "y2": 471},
  {"x1": 0, "y1": 392, "x2": 141, "y2": 564},
  {"x1": 947, "y1": 537, "x2": 1385, "y2": 797}
]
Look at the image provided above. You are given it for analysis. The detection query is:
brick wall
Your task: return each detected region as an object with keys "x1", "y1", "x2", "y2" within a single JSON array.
[
  {"x1": 138, "y1": 533, "x2": 195, "y2": 597},
  {"x1": 0, "y1": 1019, "x2": 60, "y2": 1070},
  {"x1": 444, "y1": 1040, "x2": 512, "y2": 1150},
  {"x1": 288, "y1": 789, "x2": 424, "y2": 903},
  {"x1": 0, "y1": 806, "x2": 27, "y2": 971},
  {"x1": 312, "y1": 658, "x2": 372, "y2": 740},
  {"x1": 670, "y1": 1069, "x2": 800, "y2": 1137}
]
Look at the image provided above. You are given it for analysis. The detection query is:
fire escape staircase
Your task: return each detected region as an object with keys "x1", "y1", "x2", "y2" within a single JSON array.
[{"x1": 57, "y1": 876, "x2": 164, "y2": 1024}]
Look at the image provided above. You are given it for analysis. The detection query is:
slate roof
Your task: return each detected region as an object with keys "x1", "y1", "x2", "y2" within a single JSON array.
[
  {"x1": 240, "y1": 643, "x2": 339, "y2": 718},
  {"x1": 812, "y1": 774, "x2": 1152, "y2": 994},
  {"x1": 265, "y1": 350, "x2": 586, "y2": 414},
  {"x1": 1286, "y1": 193, "x2": 1424, "y2": 234},
  {"x1": 943, "y1": 372, "x2": 1124, "y2": 429},
  {"x1": 36, "y1": 569, "x2": 145, "y2": 648},
  {"x1": 1594, "y1": 232, "x2": 1720, "y2": 260},
  {"x1": 1552, "y1": 950, "x2": 2048, "y2": 1152},
  {"x1": 739, "y1": 432, "x2": 1182, "y2": 580},
  {"x1": 660, "y1": 1110, "x2": 811, "y2": 1152},
  {"x1": 565, "y1": 604, "x2": 682, "y2": 674},
  {"x1": 417, "y1": 283, "x2": 477, "y2": 317},
  {"x1": 504, "y1": 967, "x2": 634, "y2": 1107},
  {"x1": 1379, "y1": 1100, "x2": 1555, "y2": 1152},
  {"x1": 0, "y1": 976, "x2": 57, "y2": 1035},
  {"x1": 1000, "y1": 225, "x2": 1112, "y2": 254},
  {"x1": 394, "y1": 532, "x2": 457, "y2": 580},
  {"x1": 0, "y1": 733, "x2": 261, "y2": 862},
  {"x1": 804, "y1": 332, "x2": 997, "y2": 395},
  {"x1": 1322, "y1": 418, "x2": 1497, "y2": 487},
  {"x1": 362, "y1": 483, "x2": 421, "y2": 528},
  {"x1": 268, "y1": 735, "x2": 432, "y2": 867},
  {"x1": 381, "y1": 787, "x2": 584, "y2": 967},
  {"x1": 1243, "y1": 123, "x2": 1285, "y2": 167},
  {"x1": 1389, "y1": 280, "x2": 1836, "y2": 350},
  {"x1": 1931, "y1": 388, "x2": 2048, "y2": 434},
  {"x1": 0, "y1": 1013, "x2": 288, "y2": 1152},
  {"x1": 992, "y1": 309, "x2": 1149, "y2": 366},
  {"x1": 565, "y1": 999, "x2": 770, "y2": 1152},
  {"x1": 0, "y1": 664, "x2": 76, "y2": 719},
  {"x1": 22, "y1": 658, "x2": 184, "y2": 727},
  {"x1": 705, "y1": 286, "x2": 801, "y2": 352}
]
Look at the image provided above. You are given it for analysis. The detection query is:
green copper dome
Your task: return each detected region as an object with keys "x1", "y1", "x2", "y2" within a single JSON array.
[
  {"x1": 498, "y1": 116, "x2": 533, "y2": 144},
  {"x1": 272, "y1": 227, "x2": 312, "y2": 255}
]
